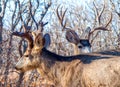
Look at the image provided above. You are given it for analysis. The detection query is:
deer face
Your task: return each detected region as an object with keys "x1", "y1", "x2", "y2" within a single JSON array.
[
  {"x1": 15, "y1": 33, "x2": 50, "y2": 72},
  {"x1": 15, "y1": 53, "x2": 40, "y2": 72},
  {"x1": 77, "y1": 39, "x2": 92, "y2": 53},
  {"x1": 66, "y1": 29, "x2": 92, "y2": 54}
]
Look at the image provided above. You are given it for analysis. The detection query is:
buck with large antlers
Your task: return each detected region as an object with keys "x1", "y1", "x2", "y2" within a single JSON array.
[
  {"x1": 13, "y1": 31, "x2": 120, "y2": 87},
  {"x1": 56, "y1": 4, "x2": 112, "y2": 55}
]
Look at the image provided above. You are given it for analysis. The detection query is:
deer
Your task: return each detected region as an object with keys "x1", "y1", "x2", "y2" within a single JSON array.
[
  {"x1": 13, "y1": 30, "x2": 120, "y2": 87},
  {"x1": 56, "y1": 4, "x2": 112, "y2": 55}
]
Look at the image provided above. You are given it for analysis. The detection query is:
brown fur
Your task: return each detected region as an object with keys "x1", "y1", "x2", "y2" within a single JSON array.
[
  {"x1": 72, "y1": 43, "x2": 80, "y2": 55},
  {"x1": 15, "y1": 33, "x2": 120, "y2": 87}
]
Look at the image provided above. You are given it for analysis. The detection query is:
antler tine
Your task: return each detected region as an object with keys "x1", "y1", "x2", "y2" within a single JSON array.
[
  {"x1": 56, "y1": 5, "x2": 68, "y2": 31},
  {"x1": 104, "y1": 12, "x2": 112, "y2": 28},
  {"x1": 88, "y1": 26, "x2": 111, "y2": 40},
  {"x1": 98, "y1": 0, "x2": 105, "y2": 25},
  {"x1": 12, "y1": 32, "x2": 33, "y2": 50},
  {"x1": 93, "y1": 12, "x2": 112, "y2": 32},
  {"x1": 93, "y1": 0, "x2": 105, "y2": 25},
  {"x1": 56, "y1": 5, "x2": 62, "y2": 26},
  {"x1": 88, "y1": 27, "x2": 108, "y2": 40},
  {"x1": 88, "y1": 12, "x2": 112, "y2": 41}
]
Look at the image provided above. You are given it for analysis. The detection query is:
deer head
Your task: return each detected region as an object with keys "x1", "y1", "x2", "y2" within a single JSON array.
[
  {"x1": 56, "y1": 5, "x2": 92, "y2": 55},
  {"x1": 14, "y1": 31, "x2": 51, "y2": 72},
  {"x1": 56, "y1": 5, "x2": 112, "y2": 55},
  {"x1": 66, "y1": 29, "x2": 92, "y2": 54}
]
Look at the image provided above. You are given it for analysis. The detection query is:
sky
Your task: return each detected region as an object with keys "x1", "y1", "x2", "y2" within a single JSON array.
[
  {"x1": 3, "y1": 0, "x2": 93, "y2": 28},
  {"x1": 3, "y1": 0, "x2": 120, "y2": 30},
  {"x1": 57, "y1": 0, "x2": 94, "y2": 9}
]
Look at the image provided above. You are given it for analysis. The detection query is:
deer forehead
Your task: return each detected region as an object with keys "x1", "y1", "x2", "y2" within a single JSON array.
[{"x1": 31, "y1": 46, "x2": 43, "y2": 54}]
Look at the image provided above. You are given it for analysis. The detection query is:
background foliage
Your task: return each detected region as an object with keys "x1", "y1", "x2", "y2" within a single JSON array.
[{"x1": 0, "y1": 0, "x2": 120, "y2": 86}]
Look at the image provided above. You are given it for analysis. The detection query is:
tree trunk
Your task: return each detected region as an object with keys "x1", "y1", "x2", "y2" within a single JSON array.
[{"x1": 0, "y1": 16, "x2": 3, "y2": 53}]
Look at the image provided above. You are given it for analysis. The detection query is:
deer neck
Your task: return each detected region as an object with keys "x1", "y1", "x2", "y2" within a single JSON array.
[
  {"x1": 36, "y1": 48, "x2": 63, "y2": 85},
  {"x1": 37, "y1": 48, "x2": 94, "y2": 86},
  {"x1": 71, "y1": 43, "x2": 80, "y2": 55},
  {"x1": 37, "y1": 48, "x2": 83, "y2": 86}
]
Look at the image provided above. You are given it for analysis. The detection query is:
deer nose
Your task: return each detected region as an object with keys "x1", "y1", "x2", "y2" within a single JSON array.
[
  {"x1": 15, "y1": 66, "x2": 18, "y2": 70},
  {"x1": 14, "y1": 66, "x2": 21, "y2": 70}
]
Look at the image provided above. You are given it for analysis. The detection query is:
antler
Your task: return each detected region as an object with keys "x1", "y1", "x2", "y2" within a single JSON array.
[
  {"x1": 56, "y1": 5, "x2": 79, "y2": 43},
  {"x1": 56, "y1": 5, "x2": 83, "y2": 54},
  {"x1": 88, "y1": 12, "x2": 112, "y2": 42},
  {"x1": 56, "y1": 5, "x2": 69, "y2": 31},
  {"x1": 93, "y1": 0, "x2": 105, "y2": 25},
  {"x1": 87, "y1": 0, "x2": 113, "y2": 43},
  {"x1": 29, "y1": 0, "x2": 51, "y2": 31}
]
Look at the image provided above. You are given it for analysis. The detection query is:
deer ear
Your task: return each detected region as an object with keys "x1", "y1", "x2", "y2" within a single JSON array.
[
  {"x1": 66, "y1": 29, "x2": 80, "y2": 45},
  {"x1": 43, "y1": 33, "x2": 51, "y2": 48},
  {"x1": 35, "y1": 33, "x2": 44, "y2": 47}
]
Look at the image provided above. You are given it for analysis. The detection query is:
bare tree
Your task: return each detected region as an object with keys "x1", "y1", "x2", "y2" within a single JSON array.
[
  {"x1": 1, "y1": 0, "x2": 120, "y2": 86},
  {"x1": 0, "y1": 0, "x2": 8, "y2": 53},
  {"x1": 0, "y1": 0, "x2": 52, "y2": 86}
]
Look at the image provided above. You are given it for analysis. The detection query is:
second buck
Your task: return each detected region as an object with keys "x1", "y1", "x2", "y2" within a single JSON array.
[{"x1": 56, "y1": 5, "x2": 112, "y2": 55}]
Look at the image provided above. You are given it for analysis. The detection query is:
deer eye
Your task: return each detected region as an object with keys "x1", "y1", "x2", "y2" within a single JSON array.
[
  {"x1": 78, "y1": 45, "x2": 82, "y2": 48},
  {"x1": 77, "y1": 43, "x2": 83, "y2": 48}
]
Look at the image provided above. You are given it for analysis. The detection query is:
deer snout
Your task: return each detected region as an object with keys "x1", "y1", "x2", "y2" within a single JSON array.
[
  {"x1": 15, "y1": 66, "x2": 19, "y2": 70},
  {"x1": 14, "y1": 62, "x2": 23, "y2": 71},
  {"x1": 81, "y1": 46, "x2": 92, "y2": 53},
  {"x1": 14, "y1": 65, "x2": 24, "y2": 72},
  {"x1": 14, "y1": 65, "x2": 22, "y2": 71}
]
